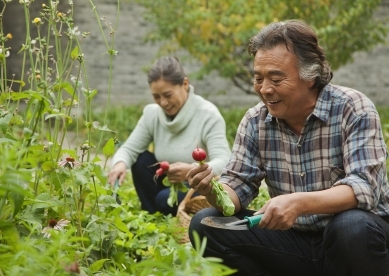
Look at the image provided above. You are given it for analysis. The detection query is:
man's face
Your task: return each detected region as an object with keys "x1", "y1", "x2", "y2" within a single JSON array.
[{"x1": 253, "y1": 44, "x2": 317, "y2": 125}]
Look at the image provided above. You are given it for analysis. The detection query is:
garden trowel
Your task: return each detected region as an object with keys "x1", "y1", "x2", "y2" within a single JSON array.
[
  {"x1": 200, "y1": 214, "x2": 263, "y2": 230},
  {"x1": 112, "y1": 179, "x2": 121, "y2": 204}
]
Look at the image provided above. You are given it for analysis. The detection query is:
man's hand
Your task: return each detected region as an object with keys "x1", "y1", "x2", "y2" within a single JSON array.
[
  {"x1": 108, "y1": 162, "x2": 127, "y2": 187},
  {"x1": 254, "y1": 193, "x2": 302, "y2": 230},
  {"x1": 254, "y1": 185, "x2": 358, "y2": 230},
  {"x1": 186, "y1": 163, "x2": 213, "y2": 196}
]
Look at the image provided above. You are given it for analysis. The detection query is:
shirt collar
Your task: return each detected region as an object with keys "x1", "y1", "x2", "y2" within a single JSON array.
[{"x1": 311, "y1": 84, "x2": 331, "y2": 122}]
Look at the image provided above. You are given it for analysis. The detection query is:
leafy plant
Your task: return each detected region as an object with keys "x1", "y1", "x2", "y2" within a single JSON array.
[
  {"x1": 136, "y1": 0, "x2": 388, "y2": 94},
  {"x1": 0, "y1": 0, "x2": 238, "y2": 275}
]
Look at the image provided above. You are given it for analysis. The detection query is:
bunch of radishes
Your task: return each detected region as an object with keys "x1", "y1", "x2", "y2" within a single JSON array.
[
  {"x1": 154, "y1": 161, "x2": 170, "y2": 182},
  {"x1": 153, "y1": 161, "x2": 188, "y2": 207}
]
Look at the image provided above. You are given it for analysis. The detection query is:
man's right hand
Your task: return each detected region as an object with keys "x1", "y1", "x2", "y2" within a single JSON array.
[
  {"x1": 186, "y1": 163, "x2": 214, "y2": 196},
  {"x1": 108, "y1": 162, "x2": 127, "y2": 187}
]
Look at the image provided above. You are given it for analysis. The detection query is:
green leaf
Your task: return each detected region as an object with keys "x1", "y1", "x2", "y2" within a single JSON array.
[
  {"x1": 41, "y1": 161, "x2": 55, "y2": 172},
  {"x1": 211, "y1": 180, "x2": 235, "y2": 216},
  {"x1": 0, "y1": 221, "x2": 20, "y2": 252},
  {"x1": 44, "y1": 113, "x2": 72, "y2": 123},
  {"x1": 103, "y1": 138, "x2": 115, "y2": 157},
  {"x1": 114, "y1": 217, "x2": 130, "y2": 234},
  {"x1": 83, "y1": 89, "x2": 98, "y2": 99},
  {"x1": 70, "y1": 46, "x2": 80, "y2": 60},
  {"x1": 95, "y1": 124, "x2": 115, "y2": 133},
  {"x1": 89, "y1": 259, "x2": 110, "y2": 273},
  {"x1": 9, "y1": 192, "x2": 24, "y2": 217},
  {"x1": 53, "y1": 82, "x2": 76, "y2": 97},
  {"x1": 0, "y1": 138, "x2": 17, "y2": 144}
]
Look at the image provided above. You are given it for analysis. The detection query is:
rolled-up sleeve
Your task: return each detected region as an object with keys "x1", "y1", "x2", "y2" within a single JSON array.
[{"x1": 333, "y1": 109, "x2": 388, "y2": 211}]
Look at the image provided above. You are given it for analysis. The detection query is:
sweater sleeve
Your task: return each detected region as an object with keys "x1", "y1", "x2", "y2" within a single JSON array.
[{"x1": 111, "y1": 105, "x2": 154, "y2": 169}]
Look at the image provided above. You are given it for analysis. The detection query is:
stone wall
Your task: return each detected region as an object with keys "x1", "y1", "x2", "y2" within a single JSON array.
[
  {"x1": 4, "y1": 1, "x2": 389, "y2": 110},
  {"x1": 331, "y1": 0, "x2": 389, "y2": 106},
  {"x1": 73, "y1": 0, "x2": 263, "y2": 110},
  {"x1": 73, "y1": 0, "x2": 389, "y2": 109}
]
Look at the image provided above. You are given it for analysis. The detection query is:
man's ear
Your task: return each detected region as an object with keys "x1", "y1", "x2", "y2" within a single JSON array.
[{"x1": 308, "y1": 78, "x2": 316, "y2": 90}]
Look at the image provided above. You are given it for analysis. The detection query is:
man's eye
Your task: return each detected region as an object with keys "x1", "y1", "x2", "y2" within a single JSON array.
[
  {"x1": 272, "y1": 79, "x2": 281, "y2": 85},
  {"x1": 255, "y1": 78, "x2": 263, "y2": 84}
]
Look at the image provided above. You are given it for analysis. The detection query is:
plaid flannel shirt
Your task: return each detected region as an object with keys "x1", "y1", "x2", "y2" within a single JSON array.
[{"x1": 220, "y1": 83, "x2": 389, "y2": 231}]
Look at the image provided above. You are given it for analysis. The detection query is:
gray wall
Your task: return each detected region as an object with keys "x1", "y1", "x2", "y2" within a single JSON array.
[
  {"x1": 331, "y1": 1, "x2": 389, "y2": 106},
  {"x1": 5, "y1": 1, "x2": 389, "y2": 110},
  {"x1": 74, "y1": 0, "x2": 389, "y2": 109},
  {"x1": 74, "y1": 1, "x2": 262, "y2": 110}
]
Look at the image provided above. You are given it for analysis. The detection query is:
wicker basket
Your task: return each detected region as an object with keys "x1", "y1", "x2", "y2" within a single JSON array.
[{"x1": 176, "y1": 188, "x2": 212, "y2": 244}]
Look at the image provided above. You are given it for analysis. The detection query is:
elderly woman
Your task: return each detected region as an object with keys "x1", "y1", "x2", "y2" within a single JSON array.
[{"x1": 108, "y1": 56, "x2": 231, "y2": 216}]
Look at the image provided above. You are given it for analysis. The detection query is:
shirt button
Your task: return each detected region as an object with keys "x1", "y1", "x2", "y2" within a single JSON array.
[{"x1": 300, "y1": 172, "x2": 305, "y2": 177}]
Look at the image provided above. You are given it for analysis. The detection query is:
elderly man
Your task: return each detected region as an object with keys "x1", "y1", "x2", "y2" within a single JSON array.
[{"x1": 187, "y1": 20, "x2": 389, "y2": 276}]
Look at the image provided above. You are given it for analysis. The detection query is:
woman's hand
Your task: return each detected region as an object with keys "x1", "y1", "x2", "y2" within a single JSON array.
[
  {"x1": 166, "y1": 162, "x2": 196, "y2": 183},
  {"x1": 108, "y1": 162, "x2": 127, "y2": 187}
]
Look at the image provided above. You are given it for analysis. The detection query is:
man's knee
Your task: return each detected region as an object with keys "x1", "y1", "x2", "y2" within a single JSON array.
[{"x1": 324, "y1": 209, "x2": 386, "y2": 251}]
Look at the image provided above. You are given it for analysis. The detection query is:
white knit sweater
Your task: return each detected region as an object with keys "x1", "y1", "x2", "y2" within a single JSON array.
[{"x1": 111, "y1": 85, "x2": 231, "y2": 175}]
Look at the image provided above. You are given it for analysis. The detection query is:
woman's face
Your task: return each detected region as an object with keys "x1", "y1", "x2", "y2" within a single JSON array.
[{"x1": 150, "y1": 78, "x2": 189, "y2": 117}]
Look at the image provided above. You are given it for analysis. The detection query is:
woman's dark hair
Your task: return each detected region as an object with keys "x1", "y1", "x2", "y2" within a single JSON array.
[
  {"x1": 248, "y1": 20, "x2": 332, "y2": 91},
  {"x1": 147, "y1": 56, "x2": 187, "y2": 85}
]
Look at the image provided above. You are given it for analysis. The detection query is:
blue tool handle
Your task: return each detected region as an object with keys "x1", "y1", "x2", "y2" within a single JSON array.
[
  {"x1": 113, "y1": 179, "x2": 119, "y2": 197},
  {"x1": 244, "y1": 214, "x2": 263, "y2": 228}
]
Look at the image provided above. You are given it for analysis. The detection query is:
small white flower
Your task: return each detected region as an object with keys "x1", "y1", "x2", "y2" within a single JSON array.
[
  {"x1": 68, "y1": 26, "x2": 81, "y2": 37},
  {"x1": 58, "y1": 157, "x2": 81, "y2": 169},
  {"x1": 42, "y1": 219, "x2": 70, "y2": 238},
  {"x1": 31, "y1": 39, "x2": 36, "y2": 45}
]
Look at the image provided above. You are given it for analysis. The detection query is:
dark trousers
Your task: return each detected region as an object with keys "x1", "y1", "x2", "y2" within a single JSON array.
[
  {"x1": 131, "y1": 151, "x2": 189, "y2": 216},
  {"x1": 189, "y1": 208, "x2": 389, "y2": 276}
]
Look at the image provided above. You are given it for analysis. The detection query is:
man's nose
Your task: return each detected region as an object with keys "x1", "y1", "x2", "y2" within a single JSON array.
[{"x1": 260, "y1": 79, "x2": 273, "y2": 94}]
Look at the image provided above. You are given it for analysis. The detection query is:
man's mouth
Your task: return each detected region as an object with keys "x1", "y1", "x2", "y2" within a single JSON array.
[{"x1": 267, "y1": 100, "x2": 281, "y2": 104}]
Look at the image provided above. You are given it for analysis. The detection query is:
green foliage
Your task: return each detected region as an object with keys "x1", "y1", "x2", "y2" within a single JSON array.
[
  {"x1": 210, "y1": 179, "x2": 235, "y2": 216},
  {"x1": 136, "y1": 0, "x2": 388, "y2": 93},
  {"x1": 0, "y1": 1, "x2": 238, "y2": 275}
]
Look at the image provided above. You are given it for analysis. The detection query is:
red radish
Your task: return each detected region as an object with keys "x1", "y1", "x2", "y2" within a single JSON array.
[
  {"x1": 192, "y1": 147, "x2": 207, "y2": 162},
  {"x1": 160, "y1": 161, "x2": 170, "y2": 171},
  {"x1": 155, "y1": 168, "x2": 164, "y2": 176},
  {"x1": 153, "y1": 167, "x2": 165, "y2": 183}
]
